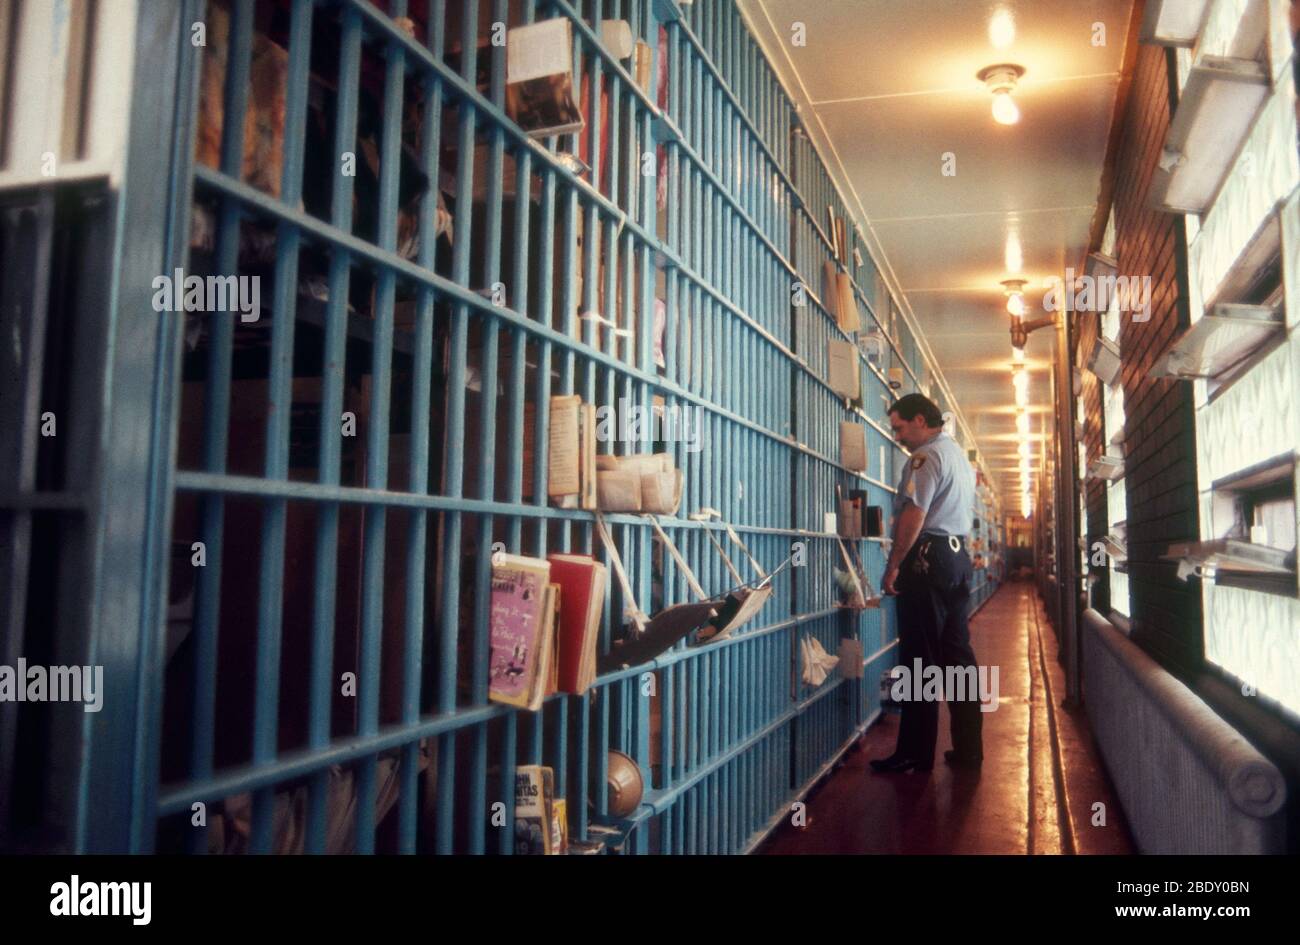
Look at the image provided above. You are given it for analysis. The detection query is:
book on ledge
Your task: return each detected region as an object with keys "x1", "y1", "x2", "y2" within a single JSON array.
[
  {"x1": 489, "y1": 555, "x2": 558, "y2": 711},
  {"x1": 523, "y1": 395, "x2": 597, "y2": 509},
  {"x1": 547, "y1": 553, "x2": 608, "y2": 695},
  {"x1": 514, "y1": 765, "x2": 556, "y2": 854}
]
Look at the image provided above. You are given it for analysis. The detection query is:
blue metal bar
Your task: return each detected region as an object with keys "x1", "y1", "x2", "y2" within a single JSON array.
[
  {"x1": 464, "y1": 0, "x2": 509, "y2": 857},
  {"x1": 185, "y1": 0, "x2": 254, "y2": 856},
  {"x1": 353, "y1": 0, "x2": 408, "y2": 855},
  {"x1": 248, "y1": 0, "x2": 313, "y2": 854},
  {"x1": 396, "y1": 0, "x2": 447, "y2": 857},
  {"x1": 306, "y1": 2, "x2": 363, "y2": 857}
]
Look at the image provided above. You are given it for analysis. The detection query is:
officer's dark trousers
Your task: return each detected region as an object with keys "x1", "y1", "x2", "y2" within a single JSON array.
[{"x1": 894, "y1": 536, "x2": 983, "y2": 764}]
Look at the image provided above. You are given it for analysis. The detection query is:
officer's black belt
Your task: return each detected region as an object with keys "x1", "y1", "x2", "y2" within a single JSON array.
[{"x1": 917, "y1": 533, "x2": 966, "y2": 552}]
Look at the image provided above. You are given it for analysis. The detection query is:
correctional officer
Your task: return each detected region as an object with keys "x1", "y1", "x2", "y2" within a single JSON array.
[{"x1": 869, "y1": 393, "x2": 984, "y2": 773}]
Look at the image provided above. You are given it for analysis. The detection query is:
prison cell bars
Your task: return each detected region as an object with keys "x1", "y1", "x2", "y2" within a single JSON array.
[{"x1": 128, "y1": 0, "x2": 1002, "y2": 855}]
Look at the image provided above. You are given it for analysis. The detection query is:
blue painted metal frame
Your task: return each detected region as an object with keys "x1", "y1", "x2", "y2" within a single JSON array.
[
  {"x1": 49, "y1": 0, "x2": 1003, "y2": 854},
  {"x1": 71, "y1": 0, "x2": 204, "y2": 853}
]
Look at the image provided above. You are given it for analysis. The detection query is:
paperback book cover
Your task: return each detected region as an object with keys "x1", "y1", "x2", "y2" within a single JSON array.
[
  {"x1": 489, "y1": 555, "x2": 552, "y2": 708},
  {"x1": 514, "y1": 765, "x2": 555, "y2": 855}
]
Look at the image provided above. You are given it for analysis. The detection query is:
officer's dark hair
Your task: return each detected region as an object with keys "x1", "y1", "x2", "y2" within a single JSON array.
[{"x1": 888, "y1": 393, "x2": 943, "y2": 428}]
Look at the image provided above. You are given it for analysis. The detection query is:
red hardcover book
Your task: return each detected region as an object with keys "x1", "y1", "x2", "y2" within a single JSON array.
[{"x1": 547, "y1": 554, "x2": 608, "y2": 694}]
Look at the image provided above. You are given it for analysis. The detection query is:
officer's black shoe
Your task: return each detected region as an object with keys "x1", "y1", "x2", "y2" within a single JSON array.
[
  {"x1": 943, "y1": 750, "x2": 982, "y2": 769},
  {"x1": 869, "y1": 754, "x2": 933, "y2": 773}
]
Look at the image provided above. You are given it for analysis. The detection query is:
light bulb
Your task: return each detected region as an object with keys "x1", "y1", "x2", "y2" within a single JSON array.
[
  {"x1": 1018, "y1": 442, "x2": 1030, "y2": 458},
  {"x1": 1006, "y1": 293, "x2": 1025, "y2": 316},
  {"x1": 1016, "y1": 413, "x2": 1030, "y2": 434},
  {"x1": 992, "y1": 89, "x2": 1020, "y2": 125},
  {"x1": 1012, "y1": 346, "x2": 1026, "y2": 363},
  {"x1": 1015, "y1": 385, "x2": 1029, "y2": 407}
]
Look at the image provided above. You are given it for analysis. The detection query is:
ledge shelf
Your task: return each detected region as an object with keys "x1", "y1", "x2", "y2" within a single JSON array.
[
  {"x1": 1150, "y1": 55, "x2": 1271, "y2": 214},
  {"x1": 1086, "y1": 451, "x2": 1125, "y2": 482},
  {"x1": 1163, "y1": 538, "x2": 1297, "y2": 597},
  {"x1": 1149, "y1": 302, "x2": 1283, "y2": 380},
  {"x1": 1085, "y1": 335, "x2": 1122, "y2": 385},
  {"x1": 1139, "y1": 0, "x2": 1211, "y2": 47},
  {"x1": 1101, "y1": 532, "x2": 1128, "y2": 564}
]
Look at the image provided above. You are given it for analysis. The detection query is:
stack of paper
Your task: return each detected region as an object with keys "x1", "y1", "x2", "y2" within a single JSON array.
[
  {"x1": 800, "y1": 635, "x2": 840, "y2": 686},
  {"x1": 840, "y1": 422, "x2": 867, "y2": 471},
  {"x1": 827, "y1": 339, "x2": 860, "y2": 400},
  {"x1": 595, "y1": 452, "x2": 682, "y2": 514}
]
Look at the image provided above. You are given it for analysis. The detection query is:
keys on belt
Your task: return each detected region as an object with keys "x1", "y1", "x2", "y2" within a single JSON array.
[
  {"x1": 919, "y1": 533, "x2": 964, "y2": 553},
  {"x1": 910, "y1": 534, "x2": 964, "y2": 576}
]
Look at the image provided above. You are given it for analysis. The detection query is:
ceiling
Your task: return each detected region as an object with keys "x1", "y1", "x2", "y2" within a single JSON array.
[{"x1": 739, "y1": 0, "x2": 1135, "y2": 500}]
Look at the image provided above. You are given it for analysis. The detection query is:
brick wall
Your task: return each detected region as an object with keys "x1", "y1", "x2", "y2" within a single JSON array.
[{"x1": 1083, "y1": 43, "x2": 1202, "y2": 673}]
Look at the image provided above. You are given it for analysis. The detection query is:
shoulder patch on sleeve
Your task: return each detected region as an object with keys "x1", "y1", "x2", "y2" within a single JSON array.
[{"x1": 910, "y1": 454, "x2": 927, "y2": 470}]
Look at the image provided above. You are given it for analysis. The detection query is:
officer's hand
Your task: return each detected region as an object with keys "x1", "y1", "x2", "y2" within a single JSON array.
[{"x1": 883, "y1": 564, "x2": 899, "y2": 595}]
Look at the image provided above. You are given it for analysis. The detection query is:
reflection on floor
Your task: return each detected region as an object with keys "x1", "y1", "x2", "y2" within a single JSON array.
[{"x1": 760, "y1": 582, "x2": 1135, "y2": 855}]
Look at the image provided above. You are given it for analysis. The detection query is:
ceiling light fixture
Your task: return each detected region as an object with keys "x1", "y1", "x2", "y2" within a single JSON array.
[
  {"x1": 989, "y1": 8, "x2": 1016, "y2": 49},
  {"x1": 978, "y1": 64, "x2": 1026, "y2": 125},
  {"x1": 1001, "y1": 278, "x2": 1028, "y2": 317}
]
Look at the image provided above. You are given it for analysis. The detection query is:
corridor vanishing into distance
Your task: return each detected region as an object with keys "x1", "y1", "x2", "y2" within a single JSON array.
[{"x1": 762, "y1": 582, "x2": 1133, "y2": 855}]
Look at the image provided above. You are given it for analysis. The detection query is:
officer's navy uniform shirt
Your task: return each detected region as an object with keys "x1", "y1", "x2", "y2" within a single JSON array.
[{"x1": 893, "y1": 429, "x2": 975, "y2": 538}]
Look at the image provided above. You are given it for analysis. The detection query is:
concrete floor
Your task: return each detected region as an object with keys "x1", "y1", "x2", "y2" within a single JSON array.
[{"x1": 760, "y1": 582, "x2": 1135, "y2": 855}]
